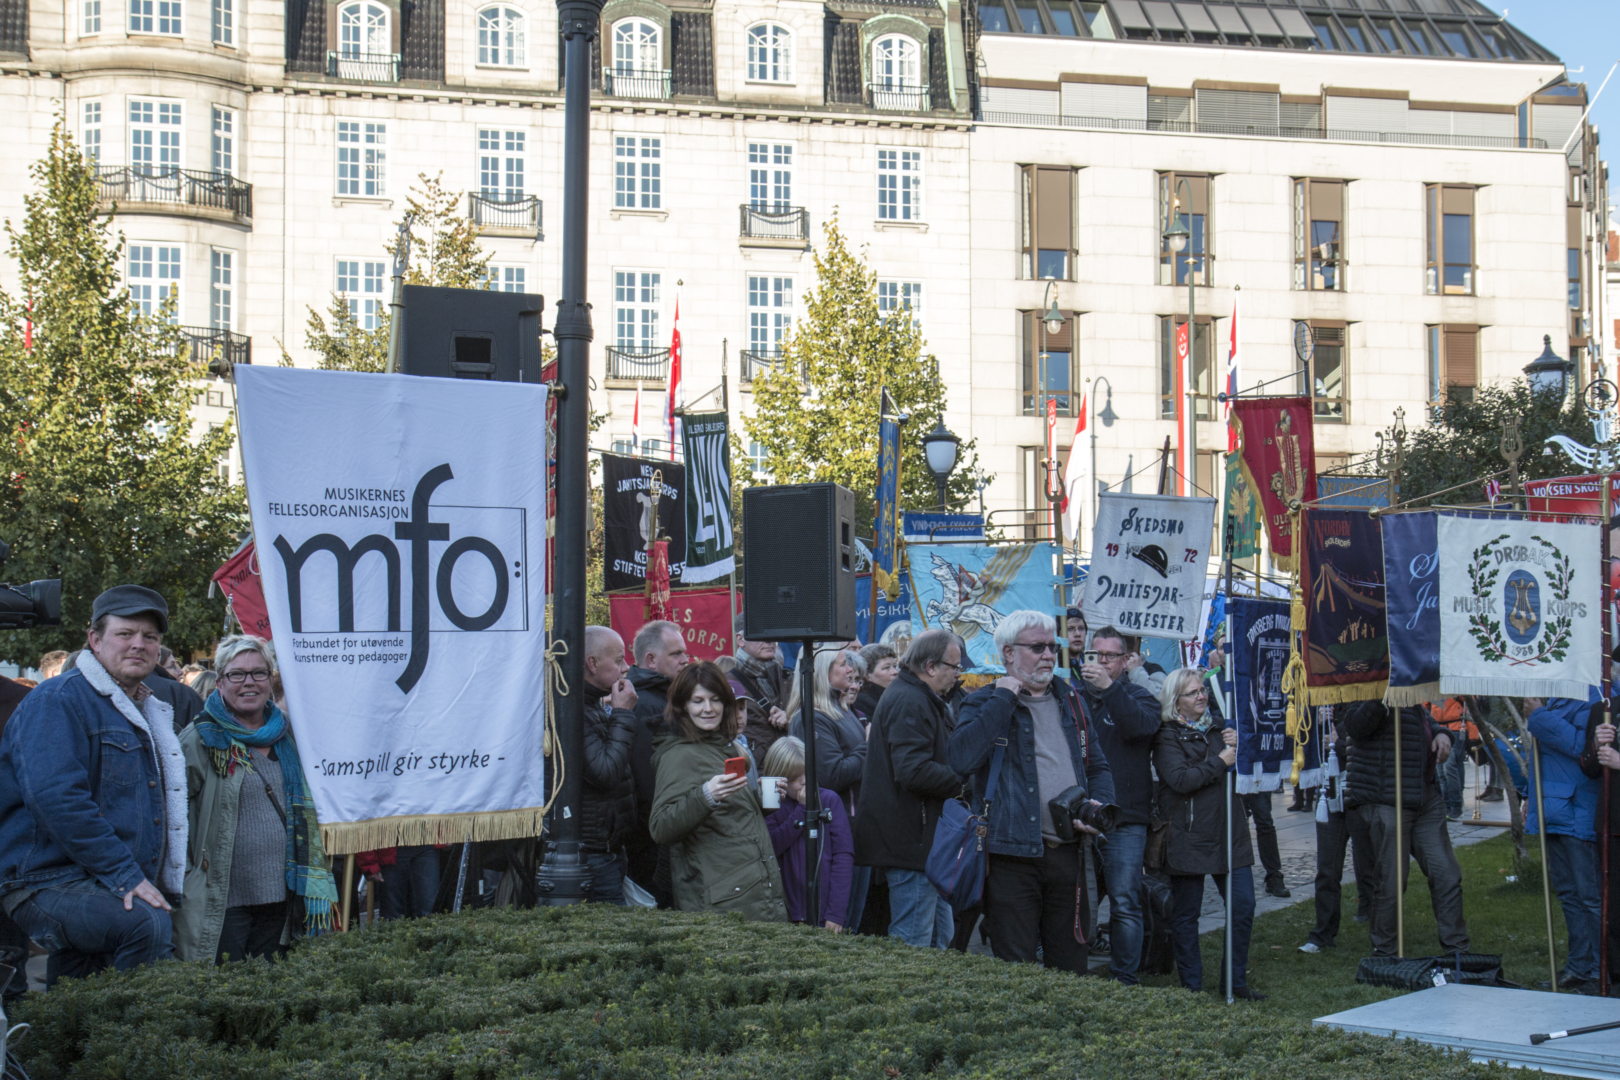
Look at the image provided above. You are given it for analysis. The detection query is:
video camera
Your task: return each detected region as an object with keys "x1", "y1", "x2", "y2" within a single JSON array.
[{"x1": 0, "y1": 540, "x2": 62, "y2": 630}]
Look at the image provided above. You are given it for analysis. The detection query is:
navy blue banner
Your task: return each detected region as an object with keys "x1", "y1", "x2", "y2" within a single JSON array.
[
  {"x1": 1381, "y1": 510, "x2": 1440, "y2": 705},
  {"x1": 1229, "y1": 597, "x2": 1292, "y2": 793}
]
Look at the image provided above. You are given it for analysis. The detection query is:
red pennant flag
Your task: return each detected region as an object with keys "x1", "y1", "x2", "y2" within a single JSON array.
[{"x1": 212, "y1": 542, "x2": 271, "y2": 638}]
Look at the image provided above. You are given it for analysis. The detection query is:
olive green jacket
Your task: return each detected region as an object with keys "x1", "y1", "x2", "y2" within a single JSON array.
[
  {"x1": 648, "y1": 730, "x2": 787, "y2": 922},
  {"x1": 171, "y1": 727, "x2": 293, "y2": 961}
]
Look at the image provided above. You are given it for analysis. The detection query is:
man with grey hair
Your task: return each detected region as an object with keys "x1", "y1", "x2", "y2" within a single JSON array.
[
  {"x1": 579, "y1": 626, "x2": 639, "y2": 904},
  {"x1": 732, "y1": 616, "x2": 789, "y2": 762},
  {"x1": 625, "y1": 619, "x2": 689, "y2": 900},
  {"x1": 949, "y1": 610, "x2": 1114, "y2": 974},
  {"x1": 854, "y1": 629, "x2": 965, "y2": 948}
]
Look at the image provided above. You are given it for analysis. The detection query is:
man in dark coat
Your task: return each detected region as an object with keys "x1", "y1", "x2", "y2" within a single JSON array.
[
  {"x1": 1580, "y1": 696, "x2": 1620, "y2": 986},
  {"x1": 731, "y1": 617, "x2": 789, "y2": 763},
  {"x1": 581, "y1": 626, "x2": 639, "y2": 904},
  {"x1": 854, "y1": 629, "x2": 963, "y2": 948},
  {"x1": 624, "y1": 620, "x2": 689, "y2": 895},
  {"x1": 1342, "y1": 700, "x2": 1467, "y2": 957},
  {"x1": 0, "y1": 678, "x2": 28, "y2": 734}
]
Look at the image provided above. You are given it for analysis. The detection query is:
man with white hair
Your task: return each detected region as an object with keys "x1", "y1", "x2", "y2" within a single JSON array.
[
  {"x1": 580, "y1": 626, "x2": 640, "y2": 904},
  {"x1": 948, "y1": 610, "x2": 1114, "y2": 974}
]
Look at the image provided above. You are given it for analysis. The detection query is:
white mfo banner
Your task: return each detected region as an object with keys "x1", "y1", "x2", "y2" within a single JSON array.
[
  {"x1": 235, "y1": 367, "x2": 549, "y2": 853},
  {"x1": 1437, "y1": 513, "x2": 1601, "y2": 699},
  {"x1": 1083, "y1": 492, "x2": 1217, "y2": 641}
]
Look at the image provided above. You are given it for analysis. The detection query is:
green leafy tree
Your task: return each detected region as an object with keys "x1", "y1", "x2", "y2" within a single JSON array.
[
  {"x1": 0, "y1": 118, "x2": 245, "y2": 663},
  {"x1": 745, "y1": 216, "x2": 978, "y2": 525},
  {"x1": 300, "y1": 172, "x2": 492, "y2": 371}
]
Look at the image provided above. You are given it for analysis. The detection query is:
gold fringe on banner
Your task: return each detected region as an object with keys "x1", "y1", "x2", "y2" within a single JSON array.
[
  {"x1": 1306, "y1": 680, "x2": 1389, "y2": 706},
  {"x1": 322, "y1": 808, "x2": 545, "y2": 856},
  {"x1": 1384, "y1": 682, "x2": 1442, "y2": 708}
]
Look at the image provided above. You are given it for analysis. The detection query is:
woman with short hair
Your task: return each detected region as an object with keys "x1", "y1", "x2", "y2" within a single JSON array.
[
  {"x1": 853, "y1": 644, "x2": 898, "y2": 720},
  {"x1": 649, "y1": 661, "x2": 787, "y2": 921},
  {"x1": 1153, "y1": 666, "x2": 1261, "y2": 999},
  {"x1": 173, "y1": 635, "x2": 339, "y2": 963}
]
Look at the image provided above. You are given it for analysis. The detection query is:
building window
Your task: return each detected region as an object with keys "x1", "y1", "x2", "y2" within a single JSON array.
[
  {"x1": 747, "y1": 275, "x2": 793, "y2": 355},
  {"x1": 212, "y1": 0, "x2": 232, "y2": 43},
  {"x1": 81, "y1": 102, "x2": 102, "y2": 164},
  {"x1": 1157, "y1": 315, "x2": 1215, "y2": 421},
  {"x1": 1568, "y1": 206, "x2": 1582, "y2": 311},
  {"x1": 211, "y1": 107, "x2": 234, "y2": 176},
  {"x1": 483, "y1": 265, "x2": 528, "y2": 292},
  {"x1": 339, "y1": 2, "x2": 389, "y2": 58},
  {"x1": 337, "y1": 121, "x2": 387, "y2": 197},
  {"x1": 877, "y1": 149, "x2": 922, "y2": 221},
  {"x1": 747, "y1": 23, "x2": 792, "y2": 83},
  {"x1": 613, "y1": 19, "x2": 661, "y2": 76},
  {"x1": 878, "y1": 280, "x2": 922, "y2": 331},
  {"x1": 1021, "y1": 165, "x2": 1074, "y2": 280},
  {"x1": 210, "y1": 249, "x2": 233, "y2": 330},
  {"x1": 130, "y1": 101, "x2": 182, "y2": 175},
  {"x1": 479, "y1": 129, "x2": 525, "y2": 199},
  {"x1": 1297, "y1": 322, "x2": 1346, "y2": 422},
  {"x1": 128, "y1": 244, "x2": 181, "y2": 322},
  {"x1": 83, "y1": 0, "x2": 101, "y2": 34},
  {"x1": 337, "y1": 259, "x2": 387, "y2": 330},
  {"x1": 747, "y1": 440, "x2": 769, "y2": 479},
  {"x1": 614, "y1": 136, "x2": 660, "y2": 209},
  {"x1": 1158, "y1": 171, "x2": 1211, "y2": 285},
  {"x1": 1424, "y1": 183, "x2": 1474, "y2": 296},
  {"x1": 131, "y1": 0, "x2": 178, "y2": 33},
  {"x1": 130, "y1": 0, "x2": 152, "y2": 31},
  {"x1": 1293, "y1": 178, "x2": 1344, "y2": 291},
  {"x1": 748, "y1": 143, "x2": 792, "y2": 212},
  {"x1": 1428, "y1": 323, "x2": 1477, "y2": 403},
  {"x1": 476, "y1": 6, "x2": 525, "y2": 67},
  {"x1": 1023, "y1": 309, "x2": 1076, "y2": 416},
  {"x1": 872, "y1": 34, "x2": 920, "y2": 92},
  {"x1": 614, "y1": 270, "x2": 661, "y2": 350}
]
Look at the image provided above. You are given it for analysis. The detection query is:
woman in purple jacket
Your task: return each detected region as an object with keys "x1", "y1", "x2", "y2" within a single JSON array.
[{"x1": 762, "y1": 736, "x2": 853, "y2": 931}]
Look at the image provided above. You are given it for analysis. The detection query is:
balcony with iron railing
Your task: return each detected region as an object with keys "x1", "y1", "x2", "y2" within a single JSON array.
[
  {"x1": 868, "y1": 82, "x2": 930, "y2": 112},
  {"x1": 170, "y1": 326, "x2": 252, "y2": 372},
  {"x1": 739, "y1": 349, "x2": 806, "y2": 387},
  {"x1": 469, "y1": 193, "x2": 543, "y2": 239},
  {"x1": 327, "y1": 50, "x2": 401, "y2": 82},
  {"x1": 603, "y1": 68, "x2": 671, "y2": 100},
  {"x1": 606, "y1": 345, "x2": 670, "y2": 384},
  {"x1": 95, "y1": 166, "x2": 253, "y2": 223},
  {"x1": 739, "y1": 205, "x2": 809, "y2": 248},
  {"x1": 974, "y1": 112, "x2": 1550, "y2": 151}
]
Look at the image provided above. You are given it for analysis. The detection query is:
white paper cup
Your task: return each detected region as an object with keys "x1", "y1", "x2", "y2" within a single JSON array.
[{"x1": 761, "y1": 776, "x2": 786, "y2": 810}]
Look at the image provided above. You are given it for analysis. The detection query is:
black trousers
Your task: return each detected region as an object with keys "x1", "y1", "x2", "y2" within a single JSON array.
[
  {"x1": 983, "y1": 843, "x2": 1089, "y2": 975},
  {"x1": 216, "y1": 901, "x2": 289, "y2": 965},
  {"x1": 1308, "y1": 809, "x2": 1379, "y2": 948},
  {"x1": 1242, "y1": 792, "x2": 1283, "y2": 886}
]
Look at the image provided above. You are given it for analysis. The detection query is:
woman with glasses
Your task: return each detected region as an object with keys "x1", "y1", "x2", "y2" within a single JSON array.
[
  {"x1": 173, "y1": 635, "x2": 338, "y2": 963},
  {"x1": 1153, "y1": 667, "x2": 1262, "y2": 999}
]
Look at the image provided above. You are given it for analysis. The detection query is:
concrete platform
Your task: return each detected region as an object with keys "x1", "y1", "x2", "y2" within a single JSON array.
[{"x1": 1316, "y1": 983, "x2": 1620, "y2": 1078}]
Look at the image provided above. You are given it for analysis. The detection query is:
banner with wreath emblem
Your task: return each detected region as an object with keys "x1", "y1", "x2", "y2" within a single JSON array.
[{"x1": 1436, "y1": 513, "x2": 1600, "y2": 699}]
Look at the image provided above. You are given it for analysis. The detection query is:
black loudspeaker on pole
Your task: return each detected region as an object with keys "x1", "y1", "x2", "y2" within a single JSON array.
[{"x1": 534, "y1": 0, "x2": 603, "y2": 906}]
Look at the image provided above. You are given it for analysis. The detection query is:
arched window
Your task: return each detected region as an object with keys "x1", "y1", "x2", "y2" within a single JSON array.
[
  {"x1": 871, "y1": 34, "x2": 919, "y2": 91},
  {"x1": 339, "y1": 1, "x2": 388, "y2": 58},
  {"x1": 747, "y1": 23, "x2": 792, "y2": 82},
  {"x1": 477, "y1": 6, "x2": 526, "y2": 67},
  {"x1": 612, "y1": 19, "x2": 661, "y2": 75}
]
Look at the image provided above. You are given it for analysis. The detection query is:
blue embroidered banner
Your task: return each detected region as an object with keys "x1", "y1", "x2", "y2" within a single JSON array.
[
  {"x1": 1381, "y1": 510, "x2": 1441, "y2": 706},
  {"x1": 1229, "y1": 597, "x2": 1292, "y2": 793},
  {"x1": 909, "y1": 543, "x2": 1061, "y2": 673}
]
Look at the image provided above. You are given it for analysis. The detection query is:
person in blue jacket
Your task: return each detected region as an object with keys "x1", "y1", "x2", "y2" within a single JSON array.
[{"x1": 1523, "y1": 695, "x2": 1602, "y2": 994}]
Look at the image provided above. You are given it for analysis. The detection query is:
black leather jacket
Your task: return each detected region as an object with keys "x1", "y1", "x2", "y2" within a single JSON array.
[{"x1": 582, "y1": 689, "x2": 636, "y2": 853}]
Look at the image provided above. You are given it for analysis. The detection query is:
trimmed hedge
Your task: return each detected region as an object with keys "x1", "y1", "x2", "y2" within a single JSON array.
[{"x1": 14, "y1": 907, "x2": 1513, "y2": 1079}]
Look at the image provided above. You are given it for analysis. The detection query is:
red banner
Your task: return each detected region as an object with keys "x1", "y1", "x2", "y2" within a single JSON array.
[
  {"x1": 1524, "y1": 473, "x2": 1620, "y2": 617},
  {"x1": 212, "y1": 542, "x2": 271, "y2": 639},
  {"x1": 609, "y1": 586, "x2": 739, "y2": 664},
  {"x1": 1231, "y1": 396, "x2": 1317, "y2": 570}
]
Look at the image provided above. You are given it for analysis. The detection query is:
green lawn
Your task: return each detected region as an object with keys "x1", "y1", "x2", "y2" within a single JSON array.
[{"x1": 1138, "y1": 832, "x2": 1574, "y2": 1020}]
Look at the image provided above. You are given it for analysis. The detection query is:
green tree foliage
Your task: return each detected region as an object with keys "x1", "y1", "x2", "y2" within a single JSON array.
[
  {"x1": 0, "y1": 118, "x2": 245, "y2": 663},
  {"x1": 301, "y1": 172, "x2": 492, "y2": 371},
  {"x1": 1373, "y1": 382, "x2": 1596, "y2": 503},
  {"x1": 745, "y1": 216, "x2": 978, "y2": 525}
]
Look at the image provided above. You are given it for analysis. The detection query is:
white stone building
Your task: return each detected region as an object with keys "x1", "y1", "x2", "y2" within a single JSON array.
[{"x1": 0, "y1": 0, "x2": 1608, "y2": 543}]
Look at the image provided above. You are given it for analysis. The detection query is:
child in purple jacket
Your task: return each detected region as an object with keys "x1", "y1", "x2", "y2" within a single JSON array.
[{"x1": 762, "y1": 736, "x2": 854, "y2": 931}]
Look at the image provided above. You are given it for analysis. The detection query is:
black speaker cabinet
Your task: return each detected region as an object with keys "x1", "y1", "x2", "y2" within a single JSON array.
[
  {"x1": 743, "y1": 483, "x2": 857, "y2": 641},
  {"x1": 398, "y1": 284, "x2": 545, "y2": 383}
]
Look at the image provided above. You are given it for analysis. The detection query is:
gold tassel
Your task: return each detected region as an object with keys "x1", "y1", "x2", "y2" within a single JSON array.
[{"x1": 1282, "y1": 508, "x2": 1309, "y2": 786}]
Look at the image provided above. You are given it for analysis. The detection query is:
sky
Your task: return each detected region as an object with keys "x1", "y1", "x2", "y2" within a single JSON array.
[{"x1": 1503, "y1": 1, "x2": 1620, "y2": 204}]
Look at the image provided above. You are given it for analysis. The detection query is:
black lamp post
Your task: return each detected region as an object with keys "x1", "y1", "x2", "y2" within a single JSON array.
[
  {"x1": 1523, "y1": 334, "x2": 1574, "y2": 401},
  {"x1": 922, "y1": 419, "x2": 961, "y2": 512}
]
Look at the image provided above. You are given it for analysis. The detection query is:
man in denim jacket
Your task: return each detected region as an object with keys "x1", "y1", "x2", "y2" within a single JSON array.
[
  {"x1": 948, "y1": 610, "x2": 1114, "y2": 974},
  {"x1": 0, "y1": 586, "x2": 188, "y2": 983}
]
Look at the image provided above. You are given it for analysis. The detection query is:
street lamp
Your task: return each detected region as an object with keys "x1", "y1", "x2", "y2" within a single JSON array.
[
  {"x1": 922, "y1": 419, "x2": 961, "y2": 512},
  {"x1": 1524, "y1": 334, "x2": 1574, "y2": 401},
  {"x1": 1162, "y1": 180, "x2": 1198, "y2": 495}
]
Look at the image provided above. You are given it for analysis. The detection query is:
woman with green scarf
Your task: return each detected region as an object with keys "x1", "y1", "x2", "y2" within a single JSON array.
[{"x1": 173, "y1": 635, "x2": 338, "y2": 963}]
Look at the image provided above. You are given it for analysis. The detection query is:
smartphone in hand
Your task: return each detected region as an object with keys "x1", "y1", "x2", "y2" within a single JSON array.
[
  {"x1": 1084, "y1": 651, "x2": 1098, "y2": 665},
  {"x1": 723, "y1": 756, "x2": 748, "y2": 779}
]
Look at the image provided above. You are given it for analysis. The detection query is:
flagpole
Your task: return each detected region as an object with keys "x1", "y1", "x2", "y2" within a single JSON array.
[{"x1": 723, "y1": 359, "x2": 739, "y2": 637}]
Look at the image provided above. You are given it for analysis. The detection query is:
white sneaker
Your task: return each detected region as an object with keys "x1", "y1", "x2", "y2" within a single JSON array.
[{"x1": 1298, "y1": 942, "x2": 1321, "y2": 954}]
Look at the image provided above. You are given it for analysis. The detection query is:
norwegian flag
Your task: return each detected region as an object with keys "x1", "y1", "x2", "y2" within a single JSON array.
[
  {"x1": 1226, "y1": 293, "x2": 1240, "y2": 452},
  {"x1": 632, "y1": 380, "x2": 642, "y2": 454},
  {"x1": 1062, "y1": 395, "x2": 1088, "y2": 545},
  {"x1": 667, "y1": 298, "x2": 682, "y2": 460}
]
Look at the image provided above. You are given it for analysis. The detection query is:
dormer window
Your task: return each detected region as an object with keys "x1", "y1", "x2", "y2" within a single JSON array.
[
  {"x1": 747, "y1": 23, "x2": 793, "y2": 83},
  {"x1": 339, "y1": 1, "x2": 389, "y2": 59},
  {"x1": 477, "y1": 6, "x2": 527, "y2": 67}
]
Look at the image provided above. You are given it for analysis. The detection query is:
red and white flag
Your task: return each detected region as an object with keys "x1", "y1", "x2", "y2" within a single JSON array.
[
  {"x1": 667, "y1": 297, "x2": 682, "y2": 460},
  {"x1": 632, "y1": 380, "x2": 642, "y2": 454},
  {"x1": 1174, "y1": 322, "x2": 1190, "y2": 496},
  {"x1": 1062, "y1": 395, "x2": 1088, "y2": 546},
  {"x1": 1226, "y1": 292, "x2": 1240, "y2": 452}
]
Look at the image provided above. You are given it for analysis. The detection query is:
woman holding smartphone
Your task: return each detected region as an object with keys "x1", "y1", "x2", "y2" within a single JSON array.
[{"x1": 650, "y1": 661, "x2": 788, "y2": 922}]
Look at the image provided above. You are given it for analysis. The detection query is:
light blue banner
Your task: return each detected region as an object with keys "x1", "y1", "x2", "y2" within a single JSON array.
[{"x1": 909, "y1": 543, "x2": 1062, "y2": 674}]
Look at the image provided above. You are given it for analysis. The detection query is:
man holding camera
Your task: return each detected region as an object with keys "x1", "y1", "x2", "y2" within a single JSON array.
[{"x1": 949, "y1": 610, "x2": 1114, "y2": 974}]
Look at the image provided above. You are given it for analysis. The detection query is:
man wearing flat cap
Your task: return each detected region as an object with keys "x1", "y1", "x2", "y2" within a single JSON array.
[{"x1": 0, "y1": 586, "x2": 188, "y2": 982}]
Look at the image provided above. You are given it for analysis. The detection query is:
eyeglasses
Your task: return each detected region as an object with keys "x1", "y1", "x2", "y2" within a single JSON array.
[
  {"x1": 1015, "y1": 642, "x2": 1060, "y2": 655},
  {"x1": 222, "y1": 669, "x2": 272, "y2": 685},
  {"x1": 1094, "y1": 651, "x2": 1126, "y2": 662},
  {"x1": 932, "y1": 658, "x2": 963, "y2": 672},
  {"x1": 1179, "y1": 687, "x2": 1208, "y2": 698}
]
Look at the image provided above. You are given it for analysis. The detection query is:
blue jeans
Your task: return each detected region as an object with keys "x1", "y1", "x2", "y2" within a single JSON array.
[
  {"x1": 10, "y1": 877, "x2": 172, "y2": 986},
  {"x1": 886, "y1": 868, "x2": 953, "y2": 948},
  {"x1": 1168, "y1": 867, "x2": 1254, "y2": 992},
  {"x1": 1545, "y1": 834, "x2": 1601, "y2": 981},
  {"x1": 845, "y1": 865, "x2": 873, "y2": 932},
  {"x1": 380, "y1": 845, "x2": 442, "y2": 919},
  {"x1": 1441, "y1": 741, "x2": 1467, "y2": 816},
  {"x1": 1097, "y1": 823, "x2": 1147, "y2": 984},
  {"x1": 585, "y1": 850, "x2": 628, "y2": 906}
]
